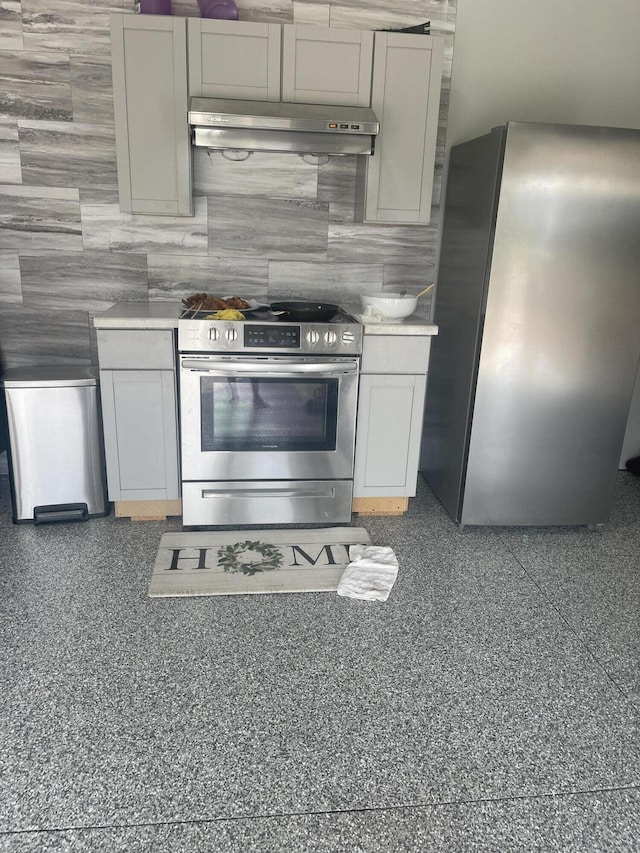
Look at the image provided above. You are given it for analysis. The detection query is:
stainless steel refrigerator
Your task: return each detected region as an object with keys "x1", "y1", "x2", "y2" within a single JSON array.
[{"x1": 420, "y1": 121, "x2": 640, "y2": 527}]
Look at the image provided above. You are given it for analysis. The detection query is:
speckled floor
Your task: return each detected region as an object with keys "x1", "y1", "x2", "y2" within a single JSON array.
[{"x1": 1, "y1": 471, "x2": 639, "y2": 852}]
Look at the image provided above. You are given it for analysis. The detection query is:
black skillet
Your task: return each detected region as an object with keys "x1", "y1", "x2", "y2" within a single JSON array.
[{"x1": 269, "y1": 301, "x2": 339, "y2": 322}]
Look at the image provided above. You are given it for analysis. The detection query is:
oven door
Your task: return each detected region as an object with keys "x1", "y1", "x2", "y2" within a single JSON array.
[{"x1": 179, "y1": 355, "x2": 359, "y2": 481}]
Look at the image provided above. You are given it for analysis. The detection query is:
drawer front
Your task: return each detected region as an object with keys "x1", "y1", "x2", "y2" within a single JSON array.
[
  {"x1": 182, "y1": 480, "x2": 353, "y2": 526},
  {"x1": 97, "y1": 329, "x2": 176, "y2": 370},
  {"x1": 361, "y1": 335, "x2": 431, "y2": 374}
]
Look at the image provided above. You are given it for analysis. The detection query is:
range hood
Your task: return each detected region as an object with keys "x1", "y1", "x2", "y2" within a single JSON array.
[{"x1": 188, "y1": 98, "x2": 380, "y2": 156}]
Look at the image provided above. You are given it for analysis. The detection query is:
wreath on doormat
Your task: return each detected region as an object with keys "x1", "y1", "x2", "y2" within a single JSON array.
[{"x1": 217, "y1": 541, "x2": 284, "y2": 576}]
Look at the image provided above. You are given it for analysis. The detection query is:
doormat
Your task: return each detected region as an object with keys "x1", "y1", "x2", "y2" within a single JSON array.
[{"x1": 149, "y1": 527, "x2": 372, "y2": 598}]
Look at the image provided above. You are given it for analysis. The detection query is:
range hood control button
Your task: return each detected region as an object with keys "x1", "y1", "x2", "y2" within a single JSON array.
[
  {"x1": 306, "y1": 330, "x2": 320, "y2": 345},
  {"x1": 324, "y1": 330, "x2": 337, "y2": 345}
]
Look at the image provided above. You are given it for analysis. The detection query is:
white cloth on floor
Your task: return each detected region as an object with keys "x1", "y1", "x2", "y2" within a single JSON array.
[{"x1": 337, "y1": 544, "x2": 399, "y2": 602}]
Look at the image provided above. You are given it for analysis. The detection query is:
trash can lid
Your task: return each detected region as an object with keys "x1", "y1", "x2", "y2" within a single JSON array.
[{"x1": 0, "y1": 365, "x2": 99, "y2": 388}]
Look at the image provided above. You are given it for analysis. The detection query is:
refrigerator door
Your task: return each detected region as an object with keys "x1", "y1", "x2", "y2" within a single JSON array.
[{"x1": 462, "y1": 122, "x2": 640, "y2": 525}]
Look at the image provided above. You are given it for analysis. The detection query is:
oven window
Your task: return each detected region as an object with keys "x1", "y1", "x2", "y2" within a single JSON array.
[{"x1": 200, "y1": 376, "x2": 339, "y2": 452}]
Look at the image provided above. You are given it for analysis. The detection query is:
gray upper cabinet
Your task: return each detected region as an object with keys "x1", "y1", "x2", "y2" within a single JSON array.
[
  {"x1": 110, "y1": 15, "x2": 443, "y2": 225},
  {"x1": 110, "y1": 14, "x2": 192, "y2": 216},
  {"x1": 360, "y1": 32, "x2": 443, "y2": 224},
  {"x1": 281, "y1": 25, "x2": 374, "y2": 106},
  {"x1": 188, "y1": 18, "x2": 281, "y2": 100}
]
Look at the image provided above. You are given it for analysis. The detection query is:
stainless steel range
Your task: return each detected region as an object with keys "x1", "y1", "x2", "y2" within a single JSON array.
[{"x1": 178, "y1": 308, "x2": 362, "y2": 527}]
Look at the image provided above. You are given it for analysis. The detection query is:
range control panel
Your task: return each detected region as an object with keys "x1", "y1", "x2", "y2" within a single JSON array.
[
  {"x1": 178, "y1": 319, "x2": 362, "y2": 355},
  {"x1": 245, "y1": 324, "x2": 301, "y2": 348}
]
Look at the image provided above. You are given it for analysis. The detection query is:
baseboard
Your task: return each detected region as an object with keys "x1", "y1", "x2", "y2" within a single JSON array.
[
  {"x1": 115, "y1": 499, "x2": 182, "y2": 521},
  {"x1": 352, "y1": 496, "x2": 409, "y2": 516}
]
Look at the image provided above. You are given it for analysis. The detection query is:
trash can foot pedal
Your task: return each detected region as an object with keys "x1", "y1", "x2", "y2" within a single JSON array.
[{"x1": 33, "y1": 503, "x2": 89, "y2": 524}]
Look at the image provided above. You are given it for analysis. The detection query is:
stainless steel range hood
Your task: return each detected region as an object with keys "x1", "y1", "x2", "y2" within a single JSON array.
[{"x1": 188, "y1": 97, "x2": 380, "y2": 156}]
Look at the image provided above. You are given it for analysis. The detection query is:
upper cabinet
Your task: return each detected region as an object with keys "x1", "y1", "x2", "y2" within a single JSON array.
[
  {"x1": 188, "y1": 18, "x2": 281, "y2": 100},
  {"x1": 110, "y1": 14, "x2": 192, "y2": 216},
  {"x1": 281, "y1": 25, "x2": 373, "y2": 107},
  {"x1": 360, "y1": 32, "x2": 444, "y2": 224},
  {"x1": 187, "y1": 21, "x2": 374, "y2": 108},
  {"x1": 110, "y1": 15, "x2": 443, "y2": 224}
]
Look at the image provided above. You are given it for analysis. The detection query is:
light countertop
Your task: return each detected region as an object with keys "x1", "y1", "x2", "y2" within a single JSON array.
[
  {"x1": 93, "y1": 302, "x2": 438, "y2": 336},
  {"x1": 93, "y1": 302, "x2": 182, "y2": 330},
  {"x1": 357, "y1": 314, "x2": 438, "y2": 336}
]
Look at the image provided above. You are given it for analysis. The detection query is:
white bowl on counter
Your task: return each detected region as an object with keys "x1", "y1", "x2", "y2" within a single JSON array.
[{"x1": 360, "y1": 292, "x2": 418, "y2": 321}]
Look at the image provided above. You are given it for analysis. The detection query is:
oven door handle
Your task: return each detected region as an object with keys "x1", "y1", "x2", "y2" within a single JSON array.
[{"x1": 180, "y1": 360, "x2": 358, "y2": 376}]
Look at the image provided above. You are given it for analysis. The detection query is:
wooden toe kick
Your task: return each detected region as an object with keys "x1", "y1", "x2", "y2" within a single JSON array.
[
  {"x1": 352, "y1": 497, "x2": 409, "y2": 516},
  {"x1": 115, "y1": 499, "x2": 182, "y2": 522}
]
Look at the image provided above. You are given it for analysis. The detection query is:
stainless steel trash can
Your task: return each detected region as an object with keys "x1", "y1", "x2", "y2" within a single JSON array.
[{"x1": 0, "y1": 366, "x2": 109, "y2": 524}]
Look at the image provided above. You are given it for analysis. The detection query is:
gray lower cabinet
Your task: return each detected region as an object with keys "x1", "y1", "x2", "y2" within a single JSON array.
[
  {"x1": 97, "y1": 330, "x2": 180, "y2": 502},
  {"x1": 353, "y1": 335, "x2": 431, "y2": 497},
  {"x1": 111, "y1": 13, "x2": 192, "y2": 215}
]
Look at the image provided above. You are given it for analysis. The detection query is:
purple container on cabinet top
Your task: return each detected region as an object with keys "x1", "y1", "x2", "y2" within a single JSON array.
[
  {"x1": 197, "y1": 0, "x2": 239, "y2": 19},
  {"x1": 139, "y1": 0, "x2": 172, "y2": 13}
]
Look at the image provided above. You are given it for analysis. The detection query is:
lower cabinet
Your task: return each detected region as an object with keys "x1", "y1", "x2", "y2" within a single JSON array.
[
  {"x1": 353, "y1": 335, "x2": 431, "y2": 500},
  {"x1": 97, "y1": 330, "x2": 180, "y2": 504},
  {"x1": 95, "y1": 326, "x2": 432, "y2": 516}
]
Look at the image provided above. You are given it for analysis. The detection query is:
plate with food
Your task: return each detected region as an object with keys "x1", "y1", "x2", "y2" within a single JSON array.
[{"x1": 180, "y1": 294, "x2": 270, "y2": 318}]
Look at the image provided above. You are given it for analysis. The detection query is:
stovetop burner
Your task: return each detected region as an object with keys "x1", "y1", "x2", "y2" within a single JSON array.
[{"x1": 180, "y1": 306, "x2": 357, "y2": 324}]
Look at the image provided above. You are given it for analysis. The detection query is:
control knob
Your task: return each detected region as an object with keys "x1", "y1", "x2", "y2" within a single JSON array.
[
  {"x1": 324, "y1": 330, "x2": 337, "y2": 345},
  {"x1": 306, "y1": 329, "x2": 320, "y2": 345},
  {"x1": 341, "y1": 330, "x2": 355, "y2": 345},
  {"x1": 225, "y1": 326, "x2": 238, "y2": 343},
  {"x1": 208, "y1": 326, "x2": 219, "y2": 342}
]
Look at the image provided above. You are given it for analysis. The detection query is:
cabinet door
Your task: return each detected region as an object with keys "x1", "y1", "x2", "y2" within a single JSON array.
[
  {"x1": 111, "y1": 14, "x2": 192, "y2": 215},
  {"x1": 188, "y1": 18, "x2": 281, "y2": 101},
  {"x1": 281, "y1": 24, "x2": 373, "y2": 106},
  {"x1": 99, "y1": 369, "x2": 180, "y2": 502},
  {"x1": 353, "y1": 373, "x2": 427, "y2": 497},
  {"x1": 362, "y1": 33, "x2": 443, "y2": 224}
]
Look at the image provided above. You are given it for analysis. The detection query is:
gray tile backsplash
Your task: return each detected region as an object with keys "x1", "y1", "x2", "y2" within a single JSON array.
[
  {"x1": 0, "y1": 249, "x2": 22, "y2": 304},
  {"x1": 0, "y1": 184, "x2": 83, "y2": 251},
  {"x1": 69, "y1": 55, "x2": 115, "y2": 126},
  {"x1": 19, "y1": 249, "x2": 149, "y2": 310},
  {"x1": 148, "y1": 254, "x2": 269, "y2": 301},
  {"x1": 208, "y1": 196, "x2": 329, "y2": 260},
  {"x1": 0, "y1": 120, "x2": 22, "y2": 183},
  {"x1": 19, "y1": 119, "x2": 118, "y2": 190},
  {"x1": 0, "y1": 0, "x2": 454, "y2": 368},
  {"x1": 194, "y1": 148, "x2": 319, "y2": 200},
  {"x1": 0, "y1": 49, "x2": 73, "y2": 121}
]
